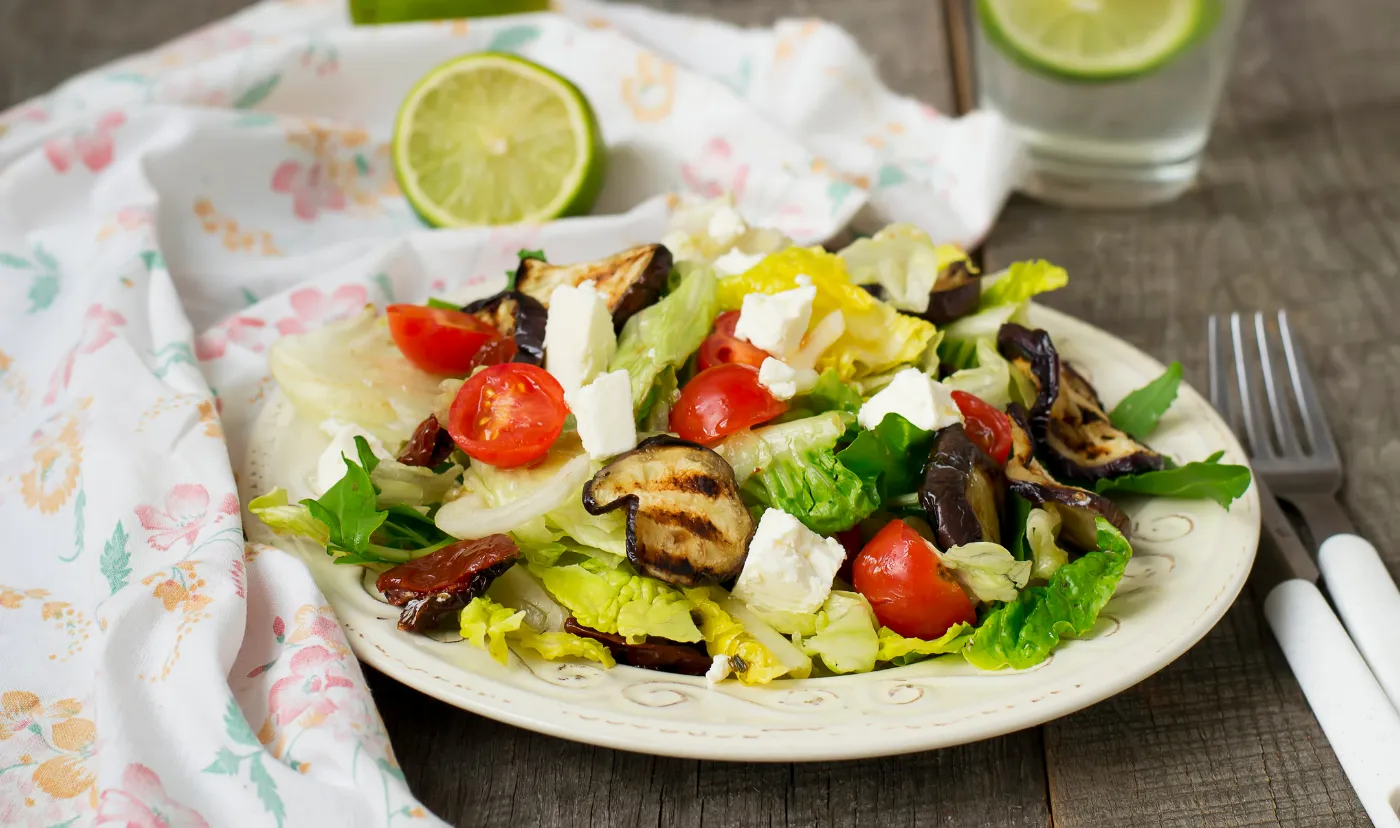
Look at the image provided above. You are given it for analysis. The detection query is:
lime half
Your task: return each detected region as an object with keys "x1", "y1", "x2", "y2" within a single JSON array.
[
  {"x1": 393, "y1": 53, "x2": 605, "y2": 227},
  {"x1": 977, "y1": 0, "x2": 1208, "y2": 82}
]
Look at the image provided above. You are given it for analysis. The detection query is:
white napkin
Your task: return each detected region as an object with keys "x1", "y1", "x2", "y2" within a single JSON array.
[{"x1": 0, "y1": 1, "x2": 1018, "y2": 824}]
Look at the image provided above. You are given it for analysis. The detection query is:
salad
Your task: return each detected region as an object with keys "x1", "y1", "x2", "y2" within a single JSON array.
[{"x1": 251, "y1": 197, "x2": 1252, "y2": 684}]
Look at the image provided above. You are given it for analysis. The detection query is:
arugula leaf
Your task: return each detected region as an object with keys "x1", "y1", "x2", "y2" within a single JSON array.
[
  {"x1": 518, "y1": 248, "x2": 546, "y2": 262},
  {"x1": 979, "y1": 260, "x2": 1068, "y2": 309},
  {"x1": 426, "y1": 297, "x2": 459, "y2": 310},
  {"x1": 965, "y1": 518, "x2": 1131, "y2": 670},
  {"x1": 302, "y1": 455, "x2": 386, "y2": 559},
  {"x1": 1109, "y1": 361, "x2": 1183, "y2": 439},
  {"x1": 1093, "y1": 455, "x2": 1252, "y2": 508},
  {"x1": 836, "y1": 413, "x2": 934, "y2": 501}
]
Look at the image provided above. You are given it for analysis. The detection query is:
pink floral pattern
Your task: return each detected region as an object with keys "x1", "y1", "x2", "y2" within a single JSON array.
[
  {"x1": 271, "y1": 161, "x2": 346, "y2": 221},
  {"x1": 274, "y1": 285, "x2": 368, "y2": 335},
  {"x1": 267, "y1": 645, "x2": 356, "y2": 727},
  {"x1": 681, "y1": 137, "x2": 749, "y2": 200},
  {"x1": 44, "y1": 111, "x2": 126, "y2": 174},
  {"x1": 97, "y1": 764, "x2": 209, "y2": 828},
  {"x1": 45, "y1": 305, "x2": 126, "y2": 405},
  {"x1": 194, "y1": 316, "x2": 268, "y2": 361},
  {"x1": 134, "y1": 484, "x2": 237, "y2": 551}
]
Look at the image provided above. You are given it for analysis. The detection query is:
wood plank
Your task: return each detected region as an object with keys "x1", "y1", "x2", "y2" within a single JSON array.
[{"x1": 980, "y1": 0, "x2": 1400, "y2": 824}]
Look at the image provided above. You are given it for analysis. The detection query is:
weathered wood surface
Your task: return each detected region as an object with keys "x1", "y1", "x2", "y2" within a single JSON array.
[{"x1": 5, "y1": 0, "x2": 1395, "y2": 825}]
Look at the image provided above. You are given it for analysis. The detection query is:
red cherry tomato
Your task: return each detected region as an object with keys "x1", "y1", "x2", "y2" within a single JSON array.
[
  {"x1": 697, "y1": 311, "x2": 772, "y2": 371},
  {"x1": 387, "y1": 304, "x2": 500, "y2": 376},
  {"x1": 950, "y1": 390, "x2": 1013, "y2": 464},
  {"x1": 669, "y1": 363, "x2": 787, "y2": 444},
  {"x1": 447, "y1": 364, "x2": 568, "y2": 468},
  {"x1": 852, "y1": 519, "x2": 976, "y2": 640},
  {"x1": 467, "y1": 336, "x2": 518, "y2": 370}
]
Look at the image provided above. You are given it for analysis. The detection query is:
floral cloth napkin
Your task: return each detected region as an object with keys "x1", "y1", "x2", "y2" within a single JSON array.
[{"x1": 0, "y1": 0, "x2": 1018, "y2": 824}]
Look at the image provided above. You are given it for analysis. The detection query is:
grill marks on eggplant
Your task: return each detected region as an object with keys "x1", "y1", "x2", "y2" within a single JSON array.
[
  {"x1": 376, "y1": 535, "x2": 520, "y2": 633},
  {"x1": 515, "y1": 243, "x2": 672, "y2": 332},
  {"x1": 998, "y1": 323, "x2": 1164, "y2": 483},
  {"x1": 583, "y1": 435, "x2": 752, "y2": 586}
]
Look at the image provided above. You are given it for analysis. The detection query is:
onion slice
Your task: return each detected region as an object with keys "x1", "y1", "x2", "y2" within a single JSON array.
[{"x1": 435, "y1": 453, "x2": 591, "y2": 540}]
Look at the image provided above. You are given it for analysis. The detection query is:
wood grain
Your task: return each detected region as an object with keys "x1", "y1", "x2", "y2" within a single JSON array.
[{"x1": 981, "y1": 0, "x2": 1400, "y2": 824}]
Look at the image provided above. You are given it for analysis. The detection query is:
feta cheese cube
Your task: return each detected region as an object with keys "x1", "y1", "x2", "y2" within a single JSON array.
[
  {"x1": 857, "y1": 368, "x2": 964, "y2": 432},
  {"x1": 706, "y1": 205, "x2": 748, "y2": 248},
  {"x1": 315, "y1": 419, "x2": 392, "y2": 496},
  {"x1": 705, "y1": 655, "x2": 732, "y2": 684},
  {"x1": 757, "y1": 357, "x2": 818, "y2": 401},
  {"x1": 733, "y1": 285, "x2": 816, "y2": 359},
  {"x1": 571, "y1": 370, "x2": 638, "y2": 460},
  {"x1": 731, "y1": 509, "x2": 845, "y2": 615},
  {"x1": 544, "y1": 282, "x2": 616, "y2": 396},
  {"x1": 712, "y1": 249, "x2": 767, "y2": 277}
]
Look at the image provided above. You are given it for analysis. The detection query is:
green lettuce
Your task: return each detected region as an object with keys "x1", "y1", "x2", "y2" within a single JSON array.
[
  {"x1": 786, "y1": 369, "x2": 863, "y2": 419},
  {"x1": 530, "y1": 562, "x2": 703, "y2": 644},
  {"x1": 370, "y1": 457, "x2": 463, "y2": 507},
  {"x1": 714, "y1": 412, "x2": 848, "y2": 485},
  {"x1": 1093, "y1": 451, "x2": 1252, "y2": 508},
  {"x1": 1109, "y1": 361, "x2": 1183, "y2": 440},
  {"x1": 611, "y1": 264, "x2": 719, "y2": 411},
  {"x1": 1026, "y1": 507, "x2": 1069, "y2": 581},
  {"x1": 512, "y1": 627, "x2": 615, "y2": 668},
  {"x1": 686, "y1": 586, "x2": 790, "y2": 684},
  {"x1": 876, "y1": 622, "x2": 974, "y2": 666},
  {"x1": 837, "y1": 223, "x2": 970, "y2": 314},
  {"x1": 249, "y1": 489, "x2": 329, "y2": 546},
  {"x1": 741, "y1": 448, "x2": 879, "y2": 535},
  {"x1": 941, "y1": 340, "x2": 1014, "y2": 410},
  {"x1": 979, "y1": 260, "x2": 1068, "y2": 309},
  {"x1": 794, "y1": 591, "x2": 880, "y2": 674},
  {"x1": 941, "y1": 542, "x2": 1032, "y2": 603},
  {"x1": 937, "y1": 303, "x2": 1023, "y2": 371},
  {"x1": 459, "y1": 595, "x2": 615, "y2": 668},
  {"x1": 966, "y1": 517, "x2": 1132, "y2": 670},
  {"x1": 836, "y1": 413, "x2": 934, "y2": 501}
]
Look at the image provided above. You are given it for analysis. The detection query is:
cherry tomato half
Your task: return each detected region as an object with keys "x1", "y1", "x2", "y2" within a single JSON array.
[
  {"x1": 447, "y1": 363, "x2": 568, "y2": 468},
  {"x1": 950, "y1": 390, "x2": 1013, "y2": 464},
  {"x1": 669, "y1": 363, "x2": 787, "y2": 444},
  {"x1": 852, "y1": 519, "x2": 976, "y2": 640},
  {"x1": 387, "y1": 304, "x2": 500, "y2": 376},
  {"x1": 696, "y1": 311, "x2": 772, "y2": 372}
]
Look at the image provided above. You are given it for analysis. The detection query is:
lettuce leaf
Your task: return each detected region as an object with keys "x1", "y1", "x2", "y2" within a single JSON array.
[
  {"x1": 741, "y1": 449, "x2": 879, "y2": 535},
  {"x1": 686, "y1": 586, "x2": 789, "y2": 685},
  {"x1": 794, "y1": 369, "x2": 863, "y2": 416},
  {"x1": 1093, "y1": 452, "x2": 1252, "y2": 508},
  {"x1": 1108, "y1": 361, "x2": 1183, "y2": 440},
  {"x1": 531, "y1": 563, "x2": 703, "y2": 644},
  {"x1": 370, "y1": 457, "x2": 463, "y2": 507},
  {"x1": 611, "y1": 264, "x2": 720, "y2": 410},
  {"x1": 837, "y1": 224, "x2": 971, "y2": 314},
  {"x1": 249, "y1": 489, "x2": 329, "y2": 546},
  {"x1": 941, "y1": 340, "x2": 1032, "y2": 411},
  {"x1": 937, "y1": 303, "x2": 1024, "y2": 372},
  {"x1": 716, "y1": 247, "x2": 937, "y2": 380},
  {"x1": 979, "y1": 260, "x2": 1068, "y2": 309},
  {"x1": 512, "y1": 627, "x2": 616, "y2": 668},
  {"x1": 1026, "y1": 507, "x2": 1069, "y2": 581},
  {"x1": 794, "y1": 591, "x2": 880, "y2": 674},
  {"x1": 836, "y1": 413, "x2": 934, "y2": 501},
  {"x1": 876, "y1": 622, "x2": 973, "y2": 666},
  {"x1": 940, "y1": 542, "x2": 1032, "y2": 604},
  {"x1": 714, "y1": 411, "x2": 848, "y2": 485},
  {"x1": 965, "y1": 518, "x2": 1132, "y2": 670},
  {"x1": 460, "y1": 596, "x2": 615, "y2": 668}
]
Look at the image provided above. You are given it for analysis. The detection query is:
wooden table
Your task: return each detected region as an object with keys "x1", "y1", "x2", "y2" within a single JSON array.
[{"x1": 8, "y1": 0, "x2": 1397, "y2": 824}]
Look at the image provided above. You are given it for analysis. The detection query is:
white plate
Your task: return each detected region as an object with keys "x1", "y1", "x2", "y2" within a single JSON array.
[{"x1": 240, "y1": 304, "x2": 1259, "y2": 762}]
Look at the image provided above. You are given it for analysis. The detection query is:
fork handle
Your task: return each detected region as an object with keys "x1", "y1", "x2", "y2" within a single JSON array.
[
  {"x1": 1265, "y1": 579, "x2": 1400, "y2": 826},
  {"x1": 1319, "y1": 534, "x2": 1400, "y2": 712}
]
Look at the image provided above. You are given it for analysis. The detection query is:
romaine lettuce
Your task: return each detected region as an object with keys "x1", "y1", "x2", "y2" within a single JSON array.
[
  {"x1": 876, "y1": 622, "x2": 973, "y2": 666},
  {"x1": 686, "y1": 587, "x2": 790, "y2": 685},
  {"x1": 741, "y1": 448, "x2": 879, "y2": 535},
  {"x1": 530, "y1": 563, "x2": 703, "y2": 644},
  {"x1": 611, "y1": 264, "x2": 720, "y2": 411},
  {"x1": 979, "y1": 260, "x2": 1069, "y2": 309},
  {"x1": 459, "y1": 596, "x2": 614, "y2": 668},
  {"x1": 837, "y1": 224, "x2": 970, "y2": 314},
  {"x1": 794, "y1": 591, "x2": 880, "y2": 674},
  {"x1": 941, "y1": 543, "x2": 1032, "y2": 604},
  {"x1": 836, "y1": 413, "x2": 934, "y2": 501},
  {"x1": 714, "y1": 412, "x2": 848, "y2": 485}
]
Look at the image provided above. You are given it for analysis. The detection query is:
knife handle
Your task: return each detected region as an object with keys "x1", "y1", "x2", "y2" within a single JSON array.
[
  {"x1": 1264, "y1": 579, "x2": 1400, "y2": 827},
  {"x1": 1319, "y1": 533, "x2": 1400, "y2": 712}
]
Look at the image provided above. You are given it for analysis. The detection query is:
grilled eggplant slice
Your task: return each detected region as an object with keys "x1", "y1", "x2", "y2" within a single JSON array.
[
  {"x1": 1003, "y1": 404, "x2": 1130, "y2": 550},
  {"x1": 376, "y1": 535, "x2": 519, "y2": 633},
  {"x1": 515, "y1": 244, "x2": 671, "y2": 331},
  {"x1": 997, "y1": 323, "x2": 1164, "y2": 483},
  {"x1": 582, "y1": 435, "x2": 752, "y2": 586},
  {"x1": 563, "y1": 619, "x2": 712, "y2": 676},
  {"x1": 922, "y1": 260, "x2": 982, "y2": 324},
  {"x1": 921, "y1": 423, "x2": 1005, "y2": 548},
  {"x1": 461, "y1": 290, "x2": 547, "y2": 365}
]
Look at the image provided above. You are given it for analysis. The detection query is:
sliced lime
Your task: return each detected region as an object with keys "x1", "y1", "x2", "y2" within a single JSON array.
[
  {"x1": 977, "y1": 0, "x2": 1208, "y2": 82},
  {"x1": 393, "y1": 53, "x2": 605, "y2": 227}
]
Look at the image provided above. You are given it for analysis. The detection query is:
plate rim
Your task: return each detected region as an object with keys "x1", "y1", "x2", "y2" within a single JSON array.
[{"x1": 241, "y1": 303, "x2": 1260, "y2": 762}]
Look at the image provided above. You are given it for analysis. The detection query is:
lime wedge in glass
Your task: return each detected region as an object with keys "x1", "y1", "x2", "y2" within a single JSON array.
[
  {"x1": 977, "y1": 0, "x2": 1210, "y2": 82},
  {"x1": 350, "y1": 0, "x2": 548, "y2": 25},
  {"x1": 393, "y1": 53, "x2": 605, "y2": 227}
]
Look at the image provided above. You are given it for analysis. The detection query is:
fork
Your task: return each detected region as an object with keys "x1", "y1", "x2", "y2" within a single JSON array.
[{"x1": 1210, "y1": 310, "x2": 1400, "y2": 826}]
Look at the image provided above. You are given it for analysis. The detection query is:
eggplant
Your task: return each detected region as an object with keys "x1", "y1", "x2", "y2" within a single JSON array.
[
  {"x1": 920, "y1": 423, "x2": 1005, "y2": 548},
  {"x1": 582, "y1": 435, "x2": 752, "y2": 586},
  {"x1": 514, "y1": 244, "x2": 671, "y2": 331},
  {"x1": 396, "y1": 414, "x2": 456, "y2": 467},
  {"x1": 376, "y1": 535, "x2": 519, "y2": 633},
  {"x1": 997, "y1": 323, "x2": 1164, "y2": 483},
  {"x1": 563, "y1": 619, "x2": 712, "y2": 676},
  {"x1": 922, "y1": 260, "x2": 982, "y2": 324},
  {"x1": 460, "y1": 290, "x2": 547, "y2": 365},
  {"x1": 1003, "y1": 404, "x2": 1130, "y2": 550}
]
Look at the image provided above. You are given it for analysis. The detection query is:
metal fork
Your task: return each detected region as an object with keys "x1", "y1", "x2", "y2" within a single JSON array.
[{"x1": 1209, "y1": 310, "x2": 1400, "y2": 826}]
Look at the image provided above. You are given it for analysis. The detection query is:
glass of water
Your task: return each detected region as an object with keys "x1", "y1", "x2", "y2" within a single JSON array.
[{"x1": 973, "y1": 0, "x2": 1250, "y2": 208}]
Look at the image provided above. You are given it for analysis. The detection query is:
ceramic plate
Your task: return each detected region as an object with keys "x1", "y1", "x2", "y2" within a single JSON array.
[{"x1": 240, "y1": 303, "x2": 1259, "y2": 762}]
